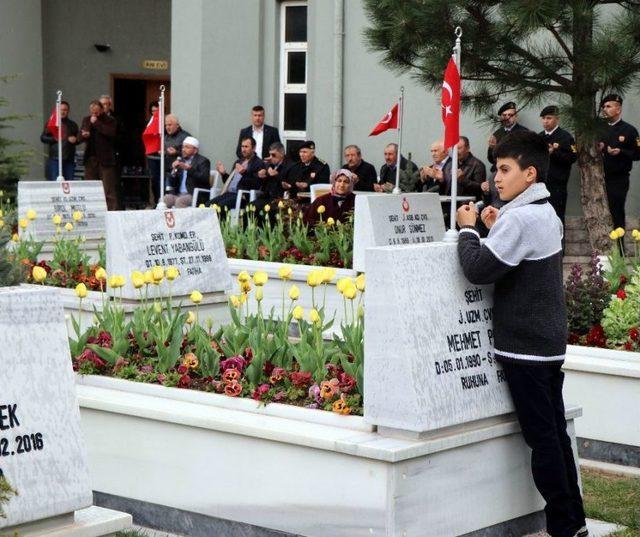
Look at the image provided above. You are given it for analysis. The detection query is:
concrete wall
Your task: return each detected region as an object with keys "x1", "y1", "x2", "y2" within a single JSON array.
[
  {"x1": 0, "y1": 0, "x2": 44, "y2": 180},
  {"x1": 168, "y1": 0, "x2": 640, "y2": 217}
]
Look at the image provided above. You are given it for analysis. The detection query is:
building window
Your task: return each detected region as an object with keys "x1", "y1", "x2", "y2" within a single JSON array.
[{"x1": 279, "y1": 1, "x2": 307, "y2": 158}]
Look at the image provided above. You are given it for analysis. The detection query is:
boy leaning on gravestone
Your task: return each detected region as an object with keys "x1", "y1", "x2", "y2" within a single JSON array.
[{"x1": 455, "y1": 131, "x2": 588, "y2": 537}]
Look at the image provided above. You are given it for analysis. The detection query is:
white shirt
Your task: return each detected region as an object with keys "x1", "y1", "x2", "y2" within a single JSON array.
[
  {"x1": 544, "y1": 126, "x2": 559, "y2": 136},
  {"x1": 252, "y1": 127, "x2": 264, "y2": 158}
]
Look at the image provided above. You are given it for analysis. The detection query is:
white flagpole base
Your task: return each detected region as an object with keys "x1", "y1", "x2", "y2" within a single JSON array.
[
  {"x1": 56, "y1": 175, "x2": 64, "y2": 182},
  {"x1": 392, "y1": 187, "x2": 401, "y2": 195},
  {"x1": 442, "y1": 228, "x2": 459, "y2": 243},
  {"x1": 156, "y1": 201, "x2": 168, "y2": 210}
]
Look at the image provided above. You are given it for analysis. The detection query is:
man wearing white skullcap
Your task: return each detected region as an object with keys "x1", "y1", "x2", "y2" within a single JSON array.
[{"x1": 164, "y1": 136, "x2": 211, "y2": 208}]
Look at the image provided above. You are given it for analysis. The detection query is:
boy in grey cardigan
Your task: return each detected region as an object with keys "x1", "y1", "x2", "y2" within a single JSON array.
[{"x1": 456, "y1": 131, "x2": 587, "y2": 537}]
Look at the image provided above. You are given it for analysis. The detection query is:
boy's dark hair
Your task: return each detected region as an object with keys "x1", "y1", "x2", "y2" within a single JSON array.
[
  {"x1": 252, "y1": 105, "x2": 265, "y2": 112},
  {"x1": 493, "y1": 131, "x2": 549, "y2": 182}
]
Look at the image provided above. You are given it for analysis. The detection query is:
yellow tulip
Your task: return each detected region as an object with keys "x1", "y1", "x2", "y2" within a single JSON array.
[
  {"x1": 230, "y1": 295, "x2": 241, "y2": 308},
  {"x1": 321, "y1": 267, "x2": 336, "y2": 284},
  {"x1": 26, "y1": 209, "x2": 37, "y2": 221},
  {"x1": 264, "y1": 204, "x2": 271, "y2": 213},
  {"x1": 633, "y1": 229, "x2": 640, "y2": 241},
  {"x1": 95, "y1": 267, "x2": 107, "y2": 281},
  {"x1": 253, "y1": 271, "x2": 268, "y2": 286},
  {"x1": 166, "y1": 266, "x2": 179, "y2": 281},
  {"x1": 212, "y1": 203, "x2": 221, "y2": 213},
  {"x1": 240, "y1": 281, "x2": 252, "y2": 294},
  {"x1": 32, "y1": 266, "x2": 47, "y2": 283},
  {"x1": 609, "y1": 230, "x2": 617, "y2": 240},
  {"x1": 326, "y1": 217, "x2": 335, "y2": 227},
  {"x1": 72, "y1": 210, "x2": 83, "y2": 222},
  {"x1": 317, "y1": 205, "x2": 326, "y2": 215},
  {"x1": 64, "y1": 222, "x2": 73, "y2": 232},
  {"x1": 289, "y1": 284, "x2": 300, "y2": 301},
  {"x1": 52, "y1": 214, "x2": 62, "y2": 225},
  {"x1": 0, "y1": 220, "x2": 4, "y2": 228},
  {"x1": 11, "y1": 233, "x2": 18, "y2": 242},
  {"x1": 237, "y1": 270, "x2": 251, "y2": 283},
  {"x1": 0, "y1": 210, "x2": 3, "y2": 217},
  {"x1": 153, "y1": 302, "x2": 162, "y2": 314},
  {"x1": 151, "y1": 265, "x2": 164, "y2": 283},
  {"x1": 357, "y1": 305, "x2": 364, "y2": 318},
  {"x1": 144, "y1": 270, "x2": 153, "y2": 284},
  {"x1": 292, "y1": 305, "x2": 304, "y2": 320},
  {"x1": 198, "y1": 203, "x2": 205, "y2": 208},
  {"x1": 337, "y1": 277, "x2": 353, "y2": 294},
  {"x1": 186, "y1": 311, "x2": 196, "y2": 324},
  {"x1": 278, "y1": 265, "x2": 293, "y2": 280},
  {"x1": 307, "y1": 270, "x2": 322, "y2": 287},
  {"x1": 190, "y1": 290, "x2": 203, "y2": 304},
  {"x1": 255, "y1": 287, "x2": 264, "y2": 302},
  {"x1": 615, "y1": 227, "x2": 625, "y2": 239},
  {"x1": 131, "y1": 271, "x2": 145, "y2": 289},
  {"x1": 0, "y1": 190, "x2": 4, "y2": 197},
  {"x1": 75, "y1": 283, "x2": 88, "y2": 299},
  {"x1": 278, "y1": 201, "x2": 285, "y2": 209},
  {"x1": 309, "y1": 308, "x2": 321, "y2": 324},
  {"x1": 239, "y1": 292, "x2": 247, "y2": 304},
  {"x1": 287, "y1": 207, "x2": 293, "y2": 216},
  {"x1": 19, "y1": 219, "x2": 28, "y2": 229},
  {"x1": 343, "y1": 284, "x2": 357, "y2": 300},
  {"x1": 108, "y1": 275, "x2": 120, "y2": 288},
  {"x1": 355, "y1": 274, "x2": 365, "y2": 292}
]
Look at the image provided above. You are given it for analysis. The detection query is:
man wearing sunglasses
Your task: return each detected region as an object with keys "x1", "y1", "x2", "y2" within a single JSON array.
[
  {"x1": 487, "y1": 102, "x2": 529, "y2": 173},
  {"x1": 253, "y1": 142, "x2": 294, "y2": 214}
]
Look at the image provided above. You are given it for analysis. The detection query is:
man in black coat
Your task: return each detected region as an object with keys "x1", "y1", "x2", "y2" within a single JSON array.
[
  {"x1": 210, "y1": 136, "x2": 267, "y2": 211},
  {"x1": 250, "y1": 142, "x2": 294, "y2": 215},
  {"x1": 236, "y1": 105, "x2": 281, "y2": 159},
  {"x1": 40, "y1": 100, "x2": 79, "y2": 181},
  {"x1": 284, "y1": 140, "x2": 330, "y2": 199},
  {"x1": 539, "y1": 106, "x2": 577, "y2": 226},
  {"x1": 164, "y1": 136, "x2": 211, "y2": 208},
  {"x1": 487, "y1": 102, "x2": 529, "y2": 172},
  {"x1": 342, "y1": 144, "x2": 377, "y2": 191},
  {"x1": 598, "y1": 94, "x2": 640, "y2": 230}
]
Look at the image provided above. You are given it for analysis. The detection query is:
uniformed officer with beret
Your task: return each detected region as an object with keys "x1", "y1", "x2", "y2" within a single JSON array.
[
  {"x1": 539, "y1": 105, "x2": 577, "y2": 226},
  {"x1": 599, "y1": 94, "x2": 640, "y2": 230},
  {"x1": 487, "y1": 101, "x2": 529, "y2": 172},
  {"x1": 283, "y1": 140, "x2": 330, "y2": 199}
]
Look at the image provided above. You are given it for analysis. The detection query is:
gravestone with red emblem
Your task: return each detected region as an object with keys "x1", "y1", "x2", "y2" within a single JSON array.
[
  {"x1": 105, "y1": 208, "x2": 230, "y2": 300},
  {"x1": 353, "y1": 192, "x2": 445, "y2": 271},
  {"x1": 17, "y1": 180, "x2": 107, "y2": 243}
]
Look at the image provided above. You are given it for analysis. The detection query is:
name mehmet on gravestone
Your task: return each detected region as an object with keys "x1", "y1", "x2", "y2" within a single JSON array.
[
  {"x1": 364, "y1": 242, "x2": 514, "y2": 435},
  {"x1": 0, "y1": 286, "x2": 93, "y2": 528},
  {"x1": 17, "y1": 180, "x2": 107, "y2": 242},
  {"x1": 106, "y1": 208, "x2": 230, "y2": 300},
  {"x1": 353, "y1": 193, "x2": 445, "y2": 272}
]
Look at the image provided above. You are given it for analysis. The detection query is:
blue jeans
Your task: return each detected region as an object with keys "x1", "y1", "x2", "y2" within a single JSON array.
[{"x1": 46, "y1": 158, "x2": 76, "y2": 181}]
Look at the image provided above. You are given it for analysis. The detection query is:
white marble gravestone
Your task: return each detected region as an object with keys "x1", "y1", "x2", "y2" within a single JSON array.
[
  {"x1": 364, "y1": 242, "x2": 514, "y2": 434},
  {"x1": 18, "y1": 180, "x2": 107, "y2": 243},
  {"x1": 0, "y1": 286, "x2": 93, "y2": 528},
  {"x1": 106, "y1": 208, "x2": 231, "y2": 300},
  {"x1": 353, "y1": 192, "x2": 445, "y2": 272}
]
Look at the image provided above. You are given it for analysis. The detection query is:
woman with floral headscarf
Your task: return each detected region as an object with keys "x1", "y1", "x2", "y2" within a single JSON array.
[{"x1": 303, "y1": 169, "x2": 356, "y2": 227}]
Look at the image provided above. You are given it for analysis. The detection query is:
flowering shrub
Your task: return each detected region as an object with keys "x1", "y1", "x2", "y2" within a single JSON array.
[
  {"x1": 218, "y1": 202, "x2": 353, "y2": 268},
  {"x1": 69, "y1": 266, "x2": 365, "y2": 415},
  {"x1": 601, "y1": 267, "x2": 640, "y2": 346},
  {"x1": 565, "y1": 253, "x2": 610, "y2": 336}
]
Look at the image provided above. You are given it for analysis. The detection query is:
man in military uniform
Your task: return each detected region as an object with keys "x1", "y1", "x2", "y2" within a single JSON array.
[
  {"x1": 539, "y1": 106, "x2": 577, "y2": 226},
  {"x1": 487, "y1": 101, "x2": 529, "y2": 172},
  {"x1": 599, "y1": 94, "x2": 640, "y2": 230},
  {"x1": 283, "y1": 140, "x2": 330, "y2": 200}
]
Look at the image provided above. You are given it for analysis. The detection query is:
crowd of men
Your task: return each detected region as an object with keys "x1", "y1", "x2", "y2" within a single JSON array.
[{"x1": 42, "y1": 96, "x2": 640, "y2": 229}]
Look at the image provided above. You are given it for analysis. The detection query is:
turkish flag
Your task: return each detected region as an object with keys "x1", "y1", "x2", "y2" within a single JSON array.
[
  {"x1": 441, "y1": 57, "x2": 461, "y2": 150},
  {"x1": 369, "y1": 103, "x2": 399, "y2": 136},
  {"x1": 142, "y1": 109, "x2": 161, "y2": 155},
  {"x1": 46, "y1": 107, "x2": 62, "y2": 141}
]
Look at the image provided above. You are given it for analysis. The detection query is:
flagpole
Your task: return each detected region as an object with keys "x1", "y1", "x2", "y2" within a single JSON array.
[
  {"x1": 392, "y1": 86, "x2": 405, "y2": 195},
  {"x1": 56, "y1": 90, "x2": 64, "y2": 182},
  {"x1": 156, "y1": 85, "x2": 167, "y2": 210},
  {"x1": 444, "y1": 27, "x2": 462, "y2": 241}
]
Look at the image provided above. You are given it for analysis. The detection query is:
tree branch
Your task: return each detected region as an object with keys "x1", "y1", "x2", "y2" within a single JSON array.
[{"x1": 545, "y1": 23, "x2": 574, "y2": 62}]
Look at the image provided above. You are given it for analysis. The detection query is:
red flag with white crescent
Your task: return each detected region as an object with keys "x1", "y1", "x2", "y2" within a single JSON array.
[
  {"x1": 369, "y1": 103, "x2": 399, "y2": 136},
  {"x1": 46, "y1": 107, "x2": 62, "y2": 141},
  {"x1": 441, "y1": 57, "x2": 461, "y2": 150},
  {"x1": 142, "y1": 109, "x2": 161, "y2": 155}
]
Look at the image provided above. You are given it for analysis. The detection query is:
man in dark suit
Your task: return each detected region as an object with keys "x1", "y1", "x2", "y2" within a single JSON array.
[
  {"x1": 539, "y1": 106, "x2": 577, "y2": 226},
  {"x1": 164, "y1": 136, "x2": 211, "y2": 208},
  {"x1": 236, "y1": 105, "x2": 281, "y2": 159},
  {"x1": 209, "y1": 136, "x2": 267, "y2": 211},
  {"x1": 250, "y1": 142, "x2": 295, "y2": 215},
  {"x1": 342, "y1": 144, "x2": 377, "y2": 191},
  {"x1": 487, "y1": 101, "x2": 529, "y2": 172}
]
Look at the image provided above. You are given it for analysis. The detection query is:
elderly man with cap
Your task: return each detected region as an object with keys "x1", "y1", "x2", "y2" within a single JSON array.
[
  {"x1": 539, "y1": 105, "x2": 577, "y2": 226},
  {"x1": 598, "y1": 94, "x2": 640, "y2": 230},
  {"x1": 487, "y1": 101, "x2": 529, "y2": 173},
  {"x1": 303, "y1": 169, "x2": 355, "y2": 227},
  {"x1": 163, "y1": 136, "x2": 211, "y2": 208},
  {"x1": 284, "y1": 140, "x2": 330, "y2": 200}
]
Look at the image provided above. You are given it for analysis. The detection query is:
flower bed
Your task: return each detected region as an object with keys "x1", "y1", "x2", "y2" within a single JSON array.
[{"x1": 68, "y1": 270, "x2": 365, "y2": 416}]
